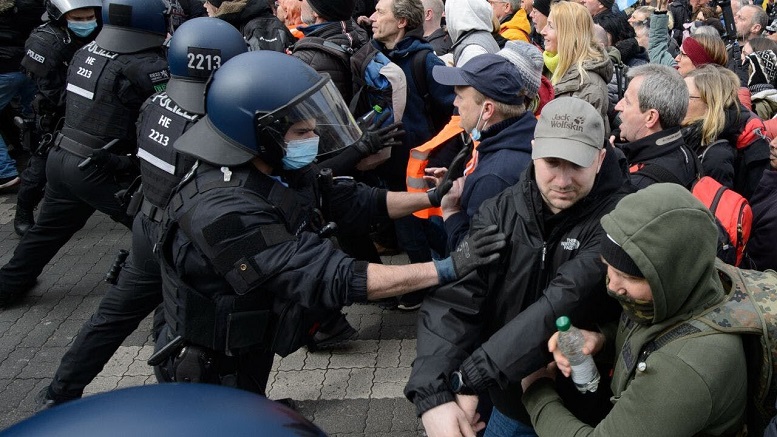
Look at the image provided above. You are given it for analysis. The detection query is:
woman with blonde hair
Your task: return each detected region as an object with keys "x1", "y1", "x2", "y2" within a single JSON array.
[
  {"x1": 541, "y1": 1, "x2": 613, "y2": 132},
  {"x1": 682, "y1": 64, "x2": 770, "y2": 197}
]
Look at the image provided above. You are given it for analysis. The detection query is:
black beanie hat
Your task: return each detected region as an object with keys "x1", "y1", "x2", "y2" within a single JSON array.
[
  {"x1": 308, "y1": 0, "x2": 356, "y2": 21},
  {"x1": 534, "y1": 0, "x2": 551, "y2": 17},
  {"x1": 208, "y1": 0, "x2": 225, "y2": 7},
  {"x1": 600, "y1": 234, "x2": 644, "y2": 278}
]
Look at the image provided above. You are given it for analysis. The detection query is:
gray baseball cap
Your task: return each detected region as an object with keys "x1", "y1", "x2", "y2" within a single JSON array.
[{"x1": 532, "y1": 97, "x2": 605, "y2": 167}]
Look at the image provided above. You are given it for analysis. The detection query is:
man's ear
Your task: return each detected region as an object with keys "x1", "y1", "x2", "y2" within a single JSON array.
[
  {"x1": 596, "y1": 147, "x2": 606, "y2": 173},
  {"x1": 482, "y1": 100, "x2": 497, "y2": 120},
  {"x1": 425, "y1": 8, "x2": 433, "y2": 21},
  {"x1": 397, "y1": 16, "x2": 408, "y2": 29},
  {"x1": 644, "y1": 108, "x2": 661, "y2": 130}
]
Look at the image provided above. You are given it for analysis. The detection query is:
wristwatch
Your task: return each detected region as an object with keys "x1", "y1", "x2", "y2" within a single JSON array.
[{"x1": 450, "y1": 370, "x2": 476, "y2": 395}]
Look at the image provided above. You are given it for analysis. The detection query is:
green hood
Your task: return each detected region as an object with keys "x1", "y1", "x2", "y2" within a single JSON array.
[{"x1": 600, "y1": 183, "x2": 725, "y2": 395}]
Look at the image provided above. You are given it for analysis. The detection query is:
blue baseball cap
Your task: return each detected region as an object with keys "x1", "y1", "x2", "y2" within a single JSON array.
[{"x1": 432, "y1": 54, "x2": 526, "y2": 106}]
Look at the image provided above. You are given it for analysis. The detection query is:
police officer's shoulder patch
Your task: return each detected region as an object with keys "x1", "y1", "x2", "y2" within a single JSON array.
[{"x1": 148, "y1": 69, "x2": 170, "y2": 93}]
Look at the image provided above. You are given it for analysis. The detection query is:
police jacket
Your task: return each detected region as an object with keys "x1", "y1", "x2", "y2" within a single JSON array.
[
  {"x1": 445, "y1": 113, "x2": 535, "y2": 250},
  {"x1": 161, "y1": 163, "x2": 388, "y2": 356},
  {"x1": 136, "y1": 92, "x2": 199, "y2": 210},
  {"x1": 64, "y1": 40, "x2": 168, "y2": 154},
  {"x1": 21, "y1": 23, "x2": 93, "y2": 109},
  {"x1": 405, "y1": 144, "x2": 631, "y2": 420},
  {"x1": 617, "y1": 126, "x2": 699, "y2": 190},
  {"x1": 0, "y1": 0, "x2": 43, "y2": 73},
  {"x1": 292, "y1": 20, "x2": 368, "y2": 102}
]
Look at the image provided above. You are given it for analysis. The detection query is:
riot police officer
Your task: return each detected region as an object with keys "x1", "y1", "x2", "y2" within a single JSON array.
[
  {"x1": 15, "y1": 0, "x2": 103, "y2": 236},
  {"x1": 152, "y1": 51, "x2": 505, "y2": 394},
  {"x1": 0, "y1": 0, "x2": 170, "y2": 307},
  {"x1": 39, "y1": 17, "x2": 248, "y2": 407}
]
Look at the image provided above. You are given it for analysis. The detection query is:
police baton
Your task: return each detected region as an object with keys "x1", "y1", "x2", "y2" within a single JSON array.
[{"x1": 78, "y1": 139, "x2": 120, "y2": 170}]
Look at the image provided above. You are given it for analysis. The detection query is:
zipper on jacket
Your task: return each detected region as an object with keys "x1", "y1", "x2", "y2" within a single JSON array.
[{"x1": 540, "y1": 242, "x2": 547, "y2": 270}]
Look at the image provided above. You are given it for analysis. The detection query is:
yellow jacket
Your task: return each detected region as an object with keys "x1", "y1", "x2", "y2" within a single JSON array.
[{"x1": 499, "y1": 9, "x2": 531, "y2": 42}]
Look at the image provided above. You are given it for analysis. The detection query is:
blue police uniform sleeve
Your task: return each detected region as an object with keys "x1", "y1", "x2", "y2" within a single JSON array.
[
  {"x1": 329, "y1": 179, "x2": 388, "y2": 237},
  {"x1": 117, "y1": 54, "x2": 169, "y2": 109},
  {"x1": 187, "y1": 187, "x2": 369, "y2": 308}
]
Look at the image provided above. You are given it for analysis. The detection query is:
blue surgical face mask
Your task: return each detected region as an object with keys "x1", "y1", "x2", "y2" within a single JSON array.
[
  {"x1": 67, "y1": 20, "x2": 98, "y2": 38},
  {"x1": 470, "y1": 103, "x2": 488, "y2": 141},
  {"x1": 281, "y1": 136, "x2": 319, "y2": 170}
]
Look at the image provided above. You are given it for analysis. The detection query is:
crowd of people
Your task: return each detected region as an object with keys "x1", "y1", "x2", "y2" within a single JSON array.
[{"x1": 0, "y1": 0, "x2": 776, "y2": 435}]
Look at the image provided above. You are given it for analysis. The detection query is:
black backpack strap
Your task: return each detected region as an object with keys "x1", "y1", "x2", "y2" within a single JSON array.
[
  {"x1": 636, "y1": 163, "x2": 683, "y2": 185},
  {"x1": 411, "y1": 48, "x2": 437, "y2": 131}
]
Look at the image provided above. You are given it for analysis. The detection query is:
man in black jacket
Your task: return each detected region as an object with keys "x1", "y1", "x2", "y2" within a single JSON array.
[
  {"x1": 614, "y1": 64, "x2": 699, "y2": 189},
  {"x1": 291, "y1": 0, "x2": 368, "y2": 103},
  {"x1": 405, "y1": 97, "x2": 631, "y2": 437},
  {"x1": 204, "y1": 0, "x2": 295, "y2": 52}
]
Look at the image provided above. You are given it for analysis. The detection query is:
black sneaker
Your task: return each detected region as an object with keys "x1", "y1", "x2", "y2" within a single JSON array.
[
  {"x1": 0, "y1": 281, "x2": 36, "y2": 308},
  {"x1": 308, "y1": 316, "x2": 357, "y2": 351},
  {"x1": 35, "y1": 386, "x2": 78, "y2": 412},
  {"x1": 0, "y1": 176, "x2": 20, "y2": 192},
  {"x1": 13, "y1": 207, "x2": 34, "y2": 236}
]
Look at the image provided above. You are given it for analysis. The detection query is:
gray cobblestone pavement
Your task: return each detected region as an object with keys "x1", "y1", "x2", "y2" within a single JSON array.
[{"x1": 0, "y1": 189, "x2": 425, "y2": 436}]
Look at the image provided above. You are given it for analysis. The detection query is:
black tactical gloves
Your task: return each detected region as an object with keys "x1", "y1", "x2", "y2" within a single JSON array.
[
  {"x1": 427, "y1": 135, "x2": 474, "y2": 207},
  {"x1": 88, "y1": 149, "x2": 136, "y2": 173},
  {"x1": 353, "y1": 111, "x2": 404, "y2": 156},
  {"x1": 433, "y1": 225, "x2": 507, "y2": 283}
]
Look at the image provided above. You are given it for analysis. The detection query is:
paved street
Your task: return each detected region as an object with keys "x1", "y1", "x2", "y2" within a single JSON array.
[{"x1": 0, "y1": 188, "x2": 425, "y2": 436}]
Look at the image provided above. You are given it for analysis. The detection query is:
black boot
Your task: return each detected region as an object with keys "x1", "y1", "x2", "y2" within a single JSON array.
[{"x1": 13, "y1": 207, "x2": 34, "y2": 236}]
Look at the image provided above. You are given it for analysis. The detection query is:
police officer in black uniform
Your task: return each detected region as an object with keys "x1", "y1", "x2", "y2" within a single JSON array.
[
  {"x1": 15, "y1": 0, "x2": 102, "y2": 236},
  {"x1": 0, "y1": 0, "x2": 170, "y2": 307},
  {"x1": 152, "y1": 51, "x2": 505, "y2": 394},
  {"x1": 38, "y1": 17, "x2": 248, "y2": 407}
]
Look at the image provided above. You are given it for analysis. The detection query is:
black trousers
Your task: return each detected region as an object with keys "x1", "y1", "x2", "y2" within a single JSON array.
[
  {"x1": 16, "y1": 153, "x2": 46, "y2": 211},
  {"x1": 50, "y1": 212, "x2": 161, "y2": 399},
  {"x1": 0, "y1": 147, "x2": 133, "y2": 291}
]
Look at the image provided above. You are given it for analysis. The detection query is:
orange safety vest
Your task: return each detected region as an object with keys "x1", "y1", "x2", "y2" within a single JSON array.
[{"x1": 406, "y1": 116, "x2": 479, "y2": 218}]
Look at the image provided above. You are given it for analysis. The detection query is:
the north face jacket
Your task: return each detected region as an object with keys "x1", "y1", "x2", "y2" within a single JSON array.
[{"x1": 405, "y1": 143, "x2": 631, "y2": 420}]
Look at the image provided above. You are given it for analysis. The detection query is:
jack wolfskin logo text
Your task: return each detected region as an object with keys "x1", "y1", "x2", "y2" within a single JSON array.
[
  {"x1": 561, "y1": 238, "x2": 580, "y2": 250},
  {"x1": 550, "y1": 114, "x2": 584, "y2": 132}
]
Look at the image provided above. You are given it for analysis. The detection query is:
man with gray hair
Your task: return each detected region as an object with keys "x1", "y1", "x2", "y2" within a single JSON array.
[
  {"x1": 421, "y1": 0, "x2": 451, "y2": 55},
  {"x1": 736, "y1": 4, "x2": 768, "y2": 42},
  {"x1": 613, "y1": 64, "x2": 699, "y2": 189}
]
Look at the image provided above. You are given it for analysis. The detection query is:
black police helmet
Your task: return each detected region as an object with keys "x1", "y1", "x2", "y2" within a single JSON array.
[
  {"x1": 95, "y1": 0, "x2": 170, "y2": 54},
  {"x1": 165, "y1": 17, "x2": 247, "y2": 114},
  {"x1": 174, "y1": 51, "x2": 361, "y2": 168},
  {"x1": 3, "y1": 384, "x2": 327, "y2": 436}
]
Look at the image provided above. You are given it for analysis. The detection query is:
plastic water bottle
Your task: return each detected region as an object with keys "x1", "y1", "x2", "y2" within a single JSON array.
[
  {"x1": 556, "y1": 316, "x2": 600, "y2": 393},
  {"x1": 358, "y1": 105, "x2": 383, "y2": 125}
]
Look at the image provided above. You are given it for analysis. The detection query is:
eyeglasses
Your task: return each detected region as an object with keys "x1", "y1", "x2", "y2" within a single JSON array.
[{"x1": 678, "y1": 50, "x2": 689, "y2": 59}]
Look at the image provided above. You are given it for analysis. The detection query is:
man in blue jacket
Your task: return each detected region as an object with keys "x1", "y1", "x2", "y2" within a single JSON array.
[{"x1": 368, "y1": 0, "x2": 454, "y2": 310}]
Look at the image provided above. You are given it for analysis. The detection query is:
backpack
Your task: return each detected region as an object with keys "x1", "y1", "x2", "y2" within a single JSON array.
[
  {"x1": 692, "y1": 176, "x2": 753, "y2": 267},
  {"x1": 348, "y1": 42, "x2": 407, "y2": 127},
  {"x1": 243, "y1": 16, "x2": 296, "y2": 53},
  {"x1": 641, "y1": 261, "x2": 777, "y2": 436},
  {"x1": 291, "y1": 39, "x2": 407, "y2": 128},
  {"x1": 632, "y1": 146, "x2": 753, "y2": 267}
]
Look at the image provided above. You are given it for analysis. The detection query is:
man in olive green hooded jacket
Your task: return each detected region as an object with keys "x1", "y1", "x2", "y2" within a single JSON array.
[{"x1": 521, "y1": 183, "x2": 747, "y2": 436}]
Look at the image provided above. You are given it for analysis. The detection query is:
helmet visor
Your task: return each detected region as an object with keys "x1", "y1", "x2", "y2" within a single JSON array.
[{"x1": 255, "y1": 77, "x2": 362, "y2": 160}]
